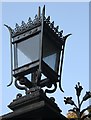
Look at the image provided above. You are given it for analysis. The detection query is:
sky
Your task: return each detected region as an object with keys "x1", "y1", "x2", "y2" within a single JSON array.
[
  {"x1": 90, "y1": 2, "x2": 91, "y2": 105},
  {"x1": 1, "y1": 2, "x2": 89, "y2": 116}
]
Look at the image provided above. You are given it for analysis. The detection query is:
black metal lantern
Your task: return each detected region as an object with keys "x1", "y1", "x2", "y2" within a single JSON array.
[{"x1": 5, "y1": 6, "x2": 71, "y2": 94}]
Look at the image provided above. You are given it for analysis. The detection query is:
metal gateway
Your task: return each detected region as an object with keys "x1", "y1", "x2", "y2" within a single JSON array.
[{"x1": 5, "y1": 5, "x2": 71, "y2": 94}]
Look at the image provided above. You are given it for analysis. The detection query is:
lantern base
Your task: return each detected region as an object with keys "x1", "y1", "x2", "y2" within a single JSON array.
[{"x1": 2, "y1": 89, "x2": 67, "y2": 120}]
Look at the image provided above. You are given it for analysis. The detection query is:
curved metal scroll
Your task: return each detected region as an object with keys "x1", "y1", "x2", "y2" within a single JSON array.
[
  {"x1": 45, "y1": 83, "x2": 57, "y2": 93},
  {"x1": 59, "y1": 33, "x2": 72, "y2": 92},
  {"x1": 4, "y1": 24, "x2": 13, "y2": 87},
  {"x1": 15, "y1": 77, "x2": 28, "y2": 94}
]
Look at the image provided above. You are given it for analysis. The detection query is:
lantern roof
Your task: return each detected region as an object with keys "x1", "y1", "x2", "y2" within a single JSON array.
[
  {"x1": 11, "y1": 16, "x2": 41, "y2": 37},
  {"x1": 10, "y1": 7, "x2": 64, "y2": 40}
]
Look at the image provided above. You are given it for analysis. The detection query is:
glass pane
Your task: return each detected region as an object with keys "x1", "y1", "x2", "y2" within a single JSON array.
[
  {"x1": 43, "y1": 53, "x2": 57, "y2": 70},
  {"x1": 17, "y1": 33, "x2": 40, "y2": 67},
  {"x1": 43, "y1": 36, "x2": 59, "y2": 71}
]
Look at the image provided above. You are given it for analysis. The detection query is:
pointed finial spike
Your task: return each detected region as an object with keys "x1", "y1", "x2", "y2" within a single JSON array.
[
  {"x1": 46, "y1": 16, "x2": 50, "y2": 24},
  {"x1": 28, "y1": 17, "x2": 32, "y2": 23},
  {"x1": 47, "y1": 16, "x2": 50, "y2": 21},
  {"x1": 35, "y1": 14, "x2": 38, "y2": 19},
  {"x1": 56, "y1": 26, "x2": 59, "y2": 29},
  {"x1": 60, "y1": 30, "x2": 63, "y2": 33},
  {"x1": 50, "y1": 21, "x2": 54, "y2": 29},
  {"x1": 59, "y1": 30, "x2": 63, "y2": 37},
  {"x1": 42, "y1": 5, "x2": 45, "y2": 17},
  {"x1": 16, "y1": 23, "x2": 19, "y2": 28},
  {"x1": 55, "y1": 26, "x2": 59, "y2": 32},
  {"x1": 38, "y1": 6, "x2": 41, "y2": 18},
  {"x1": 22, "y1": 21, "x2": 25, "y2": 25},
  {"x1": 15, "y1": 23, "x2": 20, "y2": 32},
  {"x1": 52, "y1": 21, "x2": 54, "y2": 25}
]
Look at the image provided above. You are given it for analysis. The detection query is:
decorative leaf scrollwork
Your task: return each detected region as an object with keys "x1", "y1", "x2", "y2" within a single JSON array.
[
  {"x1": 82, "y1": 91, "x2": 91, "y2": 101},
  {"x1": 64, "y1": 82, "x2": 91, "y2": 120},
  {"x1": 64, "y1": 97, "x2": 77, "y2": 107},
  {"x1": 75, "y1": 82, "x2": 83, "y2": 97}
]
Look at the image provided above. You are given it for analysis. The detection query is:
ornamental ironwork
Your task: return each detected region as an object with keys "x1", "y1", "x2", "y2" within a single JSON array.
[
  {"x1": 64, "y1": 82, "x2": 91, "y2": 120},
  {"x1": 4, "y1": 5, "x2": 71, "y2": 95}
]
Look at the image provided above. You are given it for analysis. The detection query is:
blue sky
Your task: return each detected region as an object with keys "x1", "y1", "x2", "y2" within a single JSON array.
[{"x1": 1, "y1": 2, "x2": 89, "y2": 116}]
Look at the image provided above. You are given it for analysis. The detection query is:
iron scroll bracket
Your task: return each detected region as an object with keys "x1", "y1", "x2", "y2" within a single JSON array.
[
  {"x1": 59, "y1": 33, "x2": 72, "y2": 92},
  {"x1": 4, "y1": 24, "x2": 14, "y2": 87}
]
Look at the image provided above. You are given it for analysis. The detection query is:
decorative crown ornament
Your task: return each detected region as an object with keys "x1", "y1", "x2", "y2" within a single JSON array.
[{"x1": 9, "y1": 12, "x2": 64, "y2": 39}]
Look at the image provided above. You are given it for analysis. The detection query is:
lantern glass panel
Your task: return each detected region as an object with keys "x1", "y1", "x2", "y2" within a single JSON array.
[
  {"x1": 17, "y1": 33, "x2": 40, "y2": 68},
  {"x1": 43, "y1": 36, "x2": 59, "y2": 72}
]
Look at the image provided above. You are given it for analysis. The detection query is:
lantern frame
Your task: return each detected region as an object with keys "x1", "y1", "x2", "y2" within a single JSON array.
[{"x1": 4, "y1": 6, "x2": 71, "y2": 93}]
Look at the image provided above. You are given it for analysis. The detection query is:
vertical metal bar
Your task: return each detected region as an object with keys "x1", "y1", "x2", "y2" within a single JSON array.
[
  {"x1": 55, "y1": 50, "x2": 60, "y2": 73},
  {"x1": 16, "y1": 43, "x2": 18, "y2": 68},
  {"x1": 14, "y1": 43, "x2": 18, "y2": 69},
  {"x1": 39, "y1": 6, "x2": 45, "y2": 73},
  {"x1": 37, "y1": 5, "x2": 45, "y2": 84},
  {"x1": 59, "y1": 40, "x2": 66, "y2": 82}
]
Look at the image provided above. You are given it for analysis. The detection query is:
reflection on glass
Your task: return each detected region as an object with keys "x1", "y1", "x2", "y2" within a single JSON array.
[
  {"x1": 17, "y1": 34, "x2": 40, "y2": 67},
  {"x1": 25, "y1": 74, "x2": 31, "y2": 81},
  {"x1": 43, "y1": 53, "x2": 56, "y2": 70}
]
